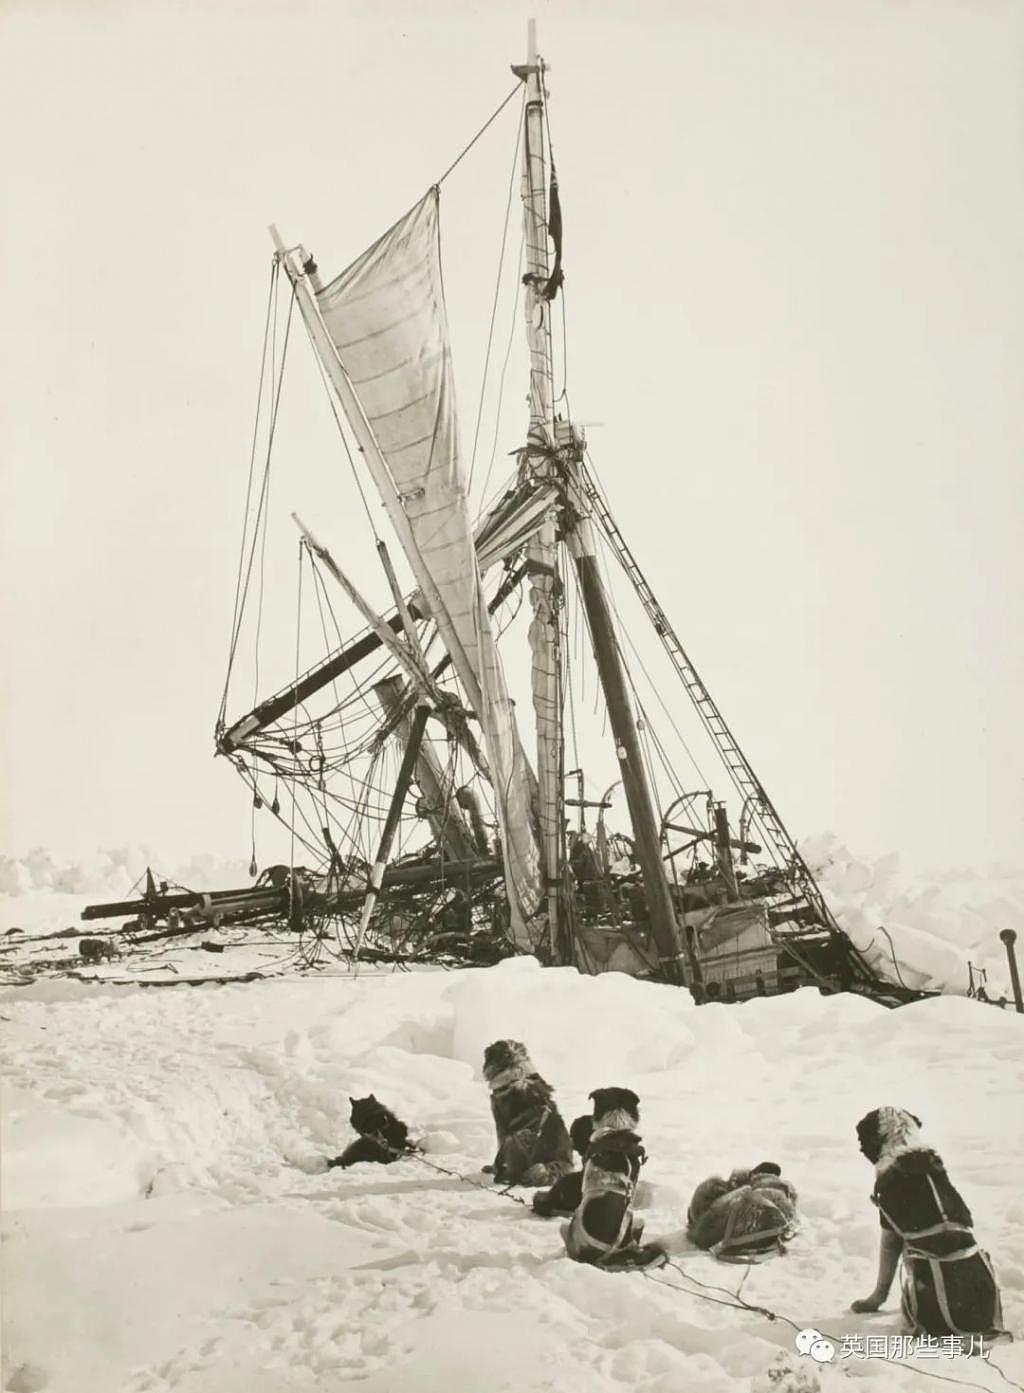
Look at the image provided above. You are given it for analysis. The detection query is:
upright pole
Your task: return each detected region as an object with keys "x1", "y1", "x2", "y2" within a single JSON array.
[
  {"x1": 510, "y1": 27, "x2": 685, "y2": 983},
  {"x1": 518, "y1": 18, "x2": 555, "y2": 439},
  {"x1": 713, "y1": 803, "x2": 740, "y2": 901},
  {"x1": 1000, "y1": 929, "x2": 1023, "y2": 1014},
  {"x1": 352, "y1": 703, "x2": 431, "y2": 963},
  {"x1": 516, "y1": 22, "x2": 564, "y2": 958}
]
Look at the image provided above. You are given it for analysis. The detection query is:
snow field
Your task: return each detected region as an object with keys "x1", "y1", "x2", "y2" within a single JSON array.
[{"x1": 2, "y1": 956, "x2": 1023, "y2": 1392}]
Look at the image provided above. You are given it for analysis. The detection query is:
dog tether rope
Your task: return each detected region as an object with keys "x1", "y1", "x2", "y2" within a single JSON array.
[
  {"x1": 346, "y1": 1137, "x2": 1023, "y2": 1393},
  {"x1": 364, "y1": 1131, "x2": 531, "y2": 1207},
  {"x1": 643, "y1": 1261, "x2": 1022, "y2": 1393}
]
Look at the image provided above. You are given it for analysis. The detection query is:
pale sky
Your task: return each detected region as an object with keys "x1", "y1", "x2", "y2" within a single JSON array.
[{"x1": 2, "y1": 0, "x2": 1022, "y2": 877}]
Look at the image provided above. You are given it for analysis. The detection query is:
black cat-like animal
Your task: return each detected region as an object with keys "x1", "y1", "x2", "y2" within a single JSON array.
[{"x1": 327, "y1": 1094, "x2": 419, "y2": 1169}]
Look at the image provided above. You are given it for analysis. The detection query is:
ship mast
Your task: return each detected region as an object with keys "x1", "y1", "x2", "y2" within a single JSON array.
[
  {"x1": 515, "y1": 23, "x2": 688, "y2": 986},
  {"x1": 516, "y1": 20, "x2": 565, "y2": 957}
]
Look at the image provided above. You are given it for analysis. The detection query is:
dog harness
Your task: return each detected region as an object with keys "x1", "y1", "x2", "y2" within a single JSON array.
[
  {"x1": 873, "y1": 1176, "x2": 1003, "y2": 1338},
  {"x1": 563, "y1": 1131, "x2": 646, "y2": 1265},
  {"x1": 708, "y1": 1199, "x2": 792, "y2": 1263},
  {"x1": 493, "y1": 1100, "x2": 552, "y2": 1184}
]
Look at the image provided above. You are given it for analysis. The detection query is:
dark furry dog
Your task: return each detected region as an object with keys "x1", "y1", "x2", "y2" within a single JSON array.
[
  {"x1": 532, "y1": 1114, "x2": 594, "y2": 1218},
  {"x1": 852, "y1": 1107, "x2": 1004, "y2": 1338},
  {"x1": 687, "y1": 1160, "x2": 798, "y2": 1259},
  {"x1": 79, "y1": 937, "x2": 116, "y2": 962},
  {"x1": 562, "y1": 1087, "x2": 664, "y2": 1269},
  {"x1": 482, "y1": 1040, "x2": 573, "y2": 1187},
  {"x1": 327, "y1": 1094, "x2": 420, "y2": 1169}
]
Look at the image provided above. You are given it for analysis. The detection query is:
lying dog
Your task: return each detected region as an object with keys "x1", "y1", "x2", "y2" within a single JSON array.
[
  {"x1": 327, "y1": 1094, "x2": 420, "y2": 1169},
  {"x1": 482, "y1": 1040, "x2": 573, "y2": 1187},
  {"x1": 562, "y1": 1087, "x2": 665, "y2": 1269},
  {"x1": 852, "y1": 1107, "x2": 1004, "y2": 1339},
  {"x1": 687, "y1": 1161, "x2": 798, "y2": 1259},
  {"x1": 532, "y1": 1114, "x2": 594, "y2": 1218},
  {"x1": 79, "y1": 937, "x2": 116, "y2": 962}
]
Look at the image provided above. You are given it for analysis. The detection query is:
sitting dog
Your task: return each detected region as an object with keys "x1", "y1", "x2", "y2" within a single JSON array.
[
  {"x1": 687, "y1": 1160, "x2": 798, "y2": 1260},
  {"x1": 851, "y1": 1107, "x2": 1004, "y2": 1339},
  {"x1": 562, "y1": 1087, "x2": 665, "y2": 1269},
  {"x1": 482, "y1": 1040, "x2": 574, "y2": 1187},
  {"x1": 327, "y1": 1094, "x2": 420, "y2": 1169},
  {"x1": 533, "y1": 1114, "x2": 595, "y2": 1218}
]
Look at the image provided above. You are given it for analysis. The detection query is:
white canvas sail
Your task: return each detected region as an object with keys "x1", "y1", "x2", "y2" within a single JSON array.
[{"x1": 310, "y1": 189, "x2": 544, "y2": 942}]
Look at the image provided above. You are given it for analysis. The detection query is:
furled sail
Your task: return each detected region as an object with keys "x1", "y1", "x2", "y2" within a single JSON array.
[{"x1": 311, "y1": 189, "x2": 544, "y2": 943}]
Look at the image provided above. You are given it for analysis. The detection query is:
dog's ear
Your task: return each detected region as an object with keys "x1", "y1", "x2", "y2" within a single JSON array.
[
  {"x1": 911, "y1": 1112, "x2": 922, "y2": 1128},
  {"x1": 349, "y1": 1096, "x2": 357, "y2": 1104},
  {"x1": 623, "y1": 1089, "x2": 640, "y2": 1112},
  {"x1": 856, "y1": 1110, "x2": 882, "y2": 1162}
]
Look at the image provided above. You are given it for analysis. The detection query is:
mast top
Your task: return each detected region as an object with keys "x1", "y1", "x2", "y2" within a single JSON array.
[{"x1": 512, "y1": 17, "x2": 543, "y2": 81}]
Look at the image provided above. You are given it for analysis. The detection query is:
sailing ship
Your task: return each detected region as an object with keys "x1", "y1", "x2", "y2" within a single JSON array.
[{"x1": 83, "y1": 25, "x2": 919, "y2": 1007}]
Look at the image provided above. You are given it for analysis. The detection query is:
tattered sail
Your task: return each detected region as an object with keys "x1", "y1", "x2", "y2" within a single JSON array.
[{"x1": 311, "y1": 190, "x2": 544, "y2": 943}]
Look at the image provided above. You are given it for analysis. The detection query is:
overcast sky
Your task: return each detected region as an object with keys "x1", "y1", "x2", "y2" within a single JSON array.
[{"x1": 2, "y1": 0, "x2": 1022, "y2": 877}]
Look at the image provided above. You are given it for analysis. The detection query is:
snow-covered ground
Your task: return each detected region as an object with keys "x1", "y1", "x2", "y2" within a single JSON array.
[{"x1": 3, "y1": 950, "x2": 1023, "y2": 1392}]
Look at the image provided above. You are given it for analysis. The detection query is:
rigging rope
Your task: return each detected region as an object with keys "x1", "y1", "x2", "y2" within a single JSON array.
[
  {"x1": 476, "y1": 230, "x2": 526, "y2": 514},
  {"x1": 586, "y1": 452, "x2": 713, "y2": 790},
  {"x1": 222, "y1": 281, "x2": 297, "y2": 723},
  {"x1": 435, "y1": 81, "x2": 524, "y2": 188},
  {"x1": 219, "y1": 258, "x2": 281, "y2": 727},
  {"x1": 468, "y1": 92, "x2": 525, "y2": 496}
]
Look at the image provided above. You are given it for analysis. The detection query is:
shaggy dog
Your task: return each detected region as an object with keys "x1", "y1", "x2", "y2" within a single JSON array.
[
  {"x1": 686, "y1": 1161, "x2": 798, "y2": 1259},
  {"x1": 532, "y1": 1114, "x2": 595, "y2": 1218},
  {"x1": 327, "y1": 1095, "x2": 420, "y2": 1169},
  {"x1": 561, "y1": 1087, "x2": 664, "y2": 1269},
  {"x1": 852, "y1": 1107, "x2": 1004, "y2": 1339},
  {"x1": 481, "y1": 1040, "x2": 573, "y2": 1187}
]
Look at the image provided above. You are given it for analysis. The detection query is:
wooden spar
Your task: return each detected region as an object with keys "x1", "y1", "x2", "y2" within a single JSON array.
[
  {"x1": 352, "y1": 703, "x2": 432, "y2": 963},
  {"x1": 291, "y1": 514, "x2": 491, "y2": 779},
  {"x1": 571, "y1": 553, "x2": 687, "y2": 984},
  {"x1": 220, "y1": 564, "x2": 527, "y2": 755},
  {"x1": 516, "y1": 21, "x2": 564, "y2": 958},
  {"x1": 515, "y1": 26, "x2": 687, "y2": 984},
  {"x1": 664, "y1": 822, "x2": 761, "y2": 856},
  {"x1": 517, "y1": 20, "x2": 554, "y2": 438},
  {"x1": 219, "y1": 609, "x2": 414, "y2": 751},
  {"x1": 377, "y1": 539, "x2": 428, "y2": 670},
  {"x1": 291, "y1": 516, "x2": 436, "y2": 694},
  {"x1": 372, "y1": 675, "x2": 477, "y2": 863},
  {"x1": 713, "y1": 803, "x2": 740, "y2": 901}
]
